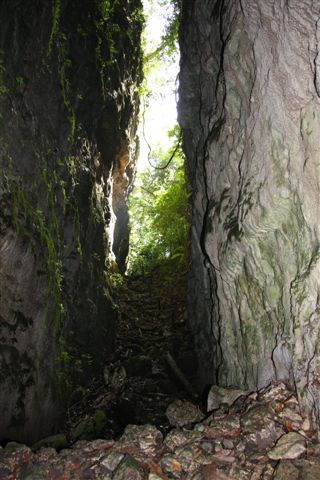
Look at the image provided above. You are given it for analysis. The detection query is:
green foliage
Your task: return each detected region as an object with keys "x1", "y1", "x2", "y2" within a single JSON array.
[
  {"x1": 58, "y1": 34, "x2": 76, "y2": 140},
  {"x1": 15, "y1": 76, "x2": 24, "y2": 87},
  {"x1": 160, "y1": 0, "x2": 181, "y2": 55},
  {"x1": 1, "y1": 150, "x2": 87, "y2": 397},
  {"x1": 140, "y1": 0, "x2": 181, "y2": 103},
  {"x1": 144, "y1": 0, "x2": 181, "y2": 64},
  {"x1": 95, "y1": 1, "x2": 118, "y2": 98},
  {"x1": 95, "y1": 0, "x2": 144, "y2": 98},
  {"x1": 0, "y1": 49, "x2": 8, "y2": 96},
  {"x1": 46, "y1": 0, "x2": 77, "y2": 140},
  {"x1": 48, "y1": 0, "x2": 62, "y2": 56},
  {"x1": 130, "y1": 1, "x2": 185, "y2": 276},
  {"x1": 109, "y1": 272, "x2": 125, "y2": 289},
  {"x1": 128, "y1": 126, "x2": 189, "y2": 275},
  {"x1": 76, "y1": 409, "x2": 107, "y2": 440},
  {"x1": 130, "y1": 0, "x2": 185, "y2": 273},
  {"x1": 8, "y1": 168, "x2": 64, "y2": 327}
]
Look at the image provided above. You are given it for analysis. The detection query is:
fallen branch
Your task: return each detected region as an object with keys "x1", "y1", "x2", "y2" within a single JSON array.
[{"x1": 165, "y1": 352, "x2": 198, "y2": 400}]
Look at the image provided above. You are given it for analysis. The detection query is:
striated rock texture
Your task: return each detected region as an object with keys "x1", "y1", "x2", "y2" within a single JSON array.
[
  {"x1": 179, "y1": 0, "x2": 320, "y2": 421},
  {"x1": 0, "y1": 0, "x2": 142, "y2": 442}
]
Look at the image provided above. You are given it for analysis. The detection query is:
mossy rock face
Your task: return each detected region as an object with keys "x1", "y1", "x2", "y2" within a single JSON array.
[
  {"x1": 79, "y1": 410, "x2": 108, "y2": 440},
  {"x1": 179, "y1": 0, "x2": 320, "y2": 420},
  {"x1": 31, "y1": 434, "x2": 68, "y2": 452},
  {"x1": 0, "y1": 0, "x2": 142, "y2": 443}
]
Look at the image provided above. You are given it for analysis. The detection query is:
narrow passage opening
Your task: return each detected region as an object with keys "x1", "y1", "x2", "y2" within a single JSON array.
[
  {"x1": 110, "y1": 0, "x2": 199, "y2": 434},
  {"x1": 64, "y1": 0, "x2": 199, "y2": 442}
]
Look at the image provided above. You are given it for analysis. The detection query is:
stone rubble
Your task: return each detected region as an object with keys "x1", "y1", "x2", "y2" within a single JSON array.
[
  {"x1": 2, "y1": 382, "x2": 320, "y2": 479},
  {"x1": 65, "y1": 274, "x2": 197, "y2": 441}
]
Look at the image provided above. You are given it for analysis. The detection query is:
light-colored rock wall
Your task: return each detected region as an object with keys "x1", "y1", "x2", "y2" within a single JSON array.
[{"x1": 179, "y1": 0, "x2": 320, "y2": 421}]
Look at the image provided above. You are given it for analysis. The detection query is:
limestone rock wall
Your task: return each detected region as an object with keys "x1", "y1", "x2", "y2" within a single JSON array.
[
  {"x1": 179, "y1": 0, "x2": 320, "y2": 421},
  {"x1": 0, "y1": 0, "x2": 142, "y2": 442}
]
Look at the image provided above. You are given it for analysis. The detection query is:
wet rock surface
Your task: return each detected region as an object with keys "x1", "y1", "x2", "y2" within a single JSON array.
[{"x1": 2, "y1": 383, "x2": 320, "y2": 479}]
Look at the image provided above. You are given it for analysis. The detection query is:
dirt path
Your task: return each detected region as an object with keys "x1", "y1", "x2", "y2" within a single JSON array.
[
  {"x1": 112, "y1": 273, "x2": 198, "y2": 430},
  {"x1": 66, "y1": 270, "x2": 198, "y2": 441}
]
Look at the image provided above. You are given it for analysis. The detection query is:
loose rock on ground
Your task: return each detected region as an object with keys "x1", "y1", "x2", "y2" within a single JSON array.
[{"x1": 2, "y1": 382, "x2": 320, "y2": 479}]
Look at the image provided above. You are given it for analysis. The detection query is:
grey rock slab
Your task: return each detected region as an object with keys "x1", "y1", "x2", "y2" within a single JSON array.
[
  {"x1": 199, "y1": 439, "x2": 215, "y2": 454},
  {"x1": 302, "y1": 463, "x2": 320, "y2": 479},
  {"x1": 81, "y1": 462, "x2": 112, "y2": 480},
  {"x1": 241, "y1": 404, "x2": 279, "y2": 454},
  {"x1": 273, "y1": 460, "x2": 300, "y2": 480},
  {"x1": 0, "y1": 442, "x2": 33, "y2": 474},
  {"x1": 166, "y1": 400, "x2": 204, "y2": 427},
  {"x1": 19, "y1": 463, "x2": 50, "y2": 480},
  {"x1": 267, "y1": 432, "x2": 306, "y2": 460},
  {"x1": 118, "y1": 424, "x2": 163, "y2": 455},
  {"x1": 164, "y1": 428, "x2": 203, "y2": 451},
  {"x1": 258, "y1": 383, "x2": 293, "y2": 404},
  {"x1": 210, "y1": 453, "x2": 236, "y2": 466},
  {"x1": 34, "y1": 447, "x2": 57, "y2": 461},
  {"x1": 71, "y1": 439, "x2": 114, "y2": 457},
  {"x1": 100, "y1": 452, "x2": 124, "y2": 472},
  {"x1": 222, "y1": 439, "x2": 234, "y2": 450},
  {"x1": 207, "y1": 386, "x2": 250, "y2": 411},
  {"x1": 174, "y1": 443, "x2": 212, "y2": 472},
  {"x1": 0, "y1": 0, "x2": 142, "y2": 442},
  {"x1": 160, "y1": 453, "x2": 183, "y2": 478},
  {"x1": 249, "y1": 463, "x2": 275, "y2": 480},
  {"x1": 188, "y1": 463, "x2": 234, "y2": 479},
  {"x1": 277, "y1": 406, "x2": 303, "y2": 430},
  {"x1": 0, "y1": 464, "x2": 12, "y2": 478},
  {"x1": 204, "y1": 414, "x2": 241, "y2": 439},
  {"x1": 112, "y1": 455, "x2": 146, "y2": 480}
]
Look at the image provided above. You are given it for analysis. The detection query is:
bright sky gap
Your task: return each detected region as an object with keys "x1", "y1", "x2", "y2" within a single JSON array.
[{"x1": 137, "y1": 0, "x2": 180, "y2": 169}]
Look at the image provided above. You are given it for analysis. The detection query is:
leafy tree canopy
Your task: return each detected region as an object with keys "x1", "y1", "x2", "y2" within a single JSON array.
[
  {"x1": 127, "y1": 0, "x2": 188, "y2": 277},
  {"x1": 143, "y1": 0, "x2": 181, "y2": 64},
  {"x1": 128, "y1": 125, "x2": 189, "y2": 275}
]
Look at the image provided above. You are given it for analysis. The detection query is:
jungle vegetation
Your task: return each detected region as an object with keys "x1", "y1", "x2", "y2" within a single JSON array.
[{"x1": 127, "y1": 0, "x2": 189, "y2": 278}]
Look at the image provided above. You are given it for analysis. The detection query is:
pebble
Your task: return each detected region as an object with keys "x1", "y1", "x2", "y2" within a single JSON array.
[
  {"x1": 273, "y1": 460, "x2": 300, "y2": 480},
  {"x1": 190, "y1": 464, "x2": 233, "y2": 479},
  {"x1": 166, "y1": 399, "x2": 204, "y2": 427},
  {"x1": 207, "y1": 386, "x2": 249, "y2": 411},
  {"x1": 211, "y1": 453, "x2": 236, "y2": 465},
  {"x1": 267, "y1": 432, "x2": 306, "y2": 460},
  {"x1": 222, "y1": 439, "x2": 234, "y2": 450},
  {"x1": 100, "y1": 451, "x2": 124, "y2": 471},
  {"x1": 160, "y1": 453, "x2": 183, "y2": 477},
  {"x1": 113, "y1": 455, "x2": 145, "y2": 480},
  {"x1": 241, "y1": 404, "x2": 279, "y2": 454}
]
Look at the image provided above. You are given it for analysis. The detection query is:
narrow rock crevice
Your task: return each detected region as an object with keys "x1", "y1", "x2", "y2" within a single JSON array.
[{"x1": 1, "y1": 0, "x2": 320, "y2": 477}]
